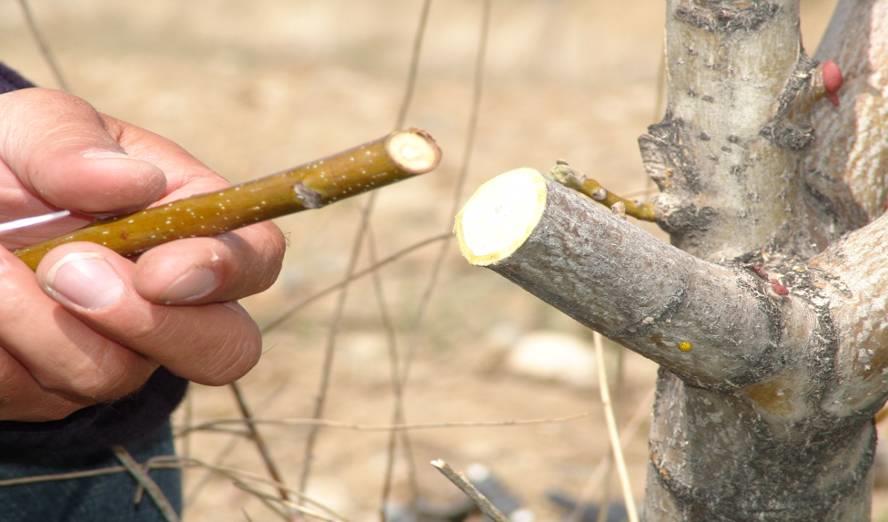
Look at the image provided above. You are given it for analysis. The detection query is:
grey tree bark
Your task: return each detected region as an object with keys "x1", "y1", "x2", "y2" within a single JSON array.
[{"x1": 455, "y1": 0, "x2": 888, "y2": 520}]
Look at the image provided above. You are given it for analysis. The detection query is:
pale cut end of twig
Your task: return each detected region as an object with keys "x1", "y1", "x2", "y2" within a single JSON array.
[
  {"x1": 455, "y1": 168, "x2": 547, "y2": 266},
  {"x1": 386, "y1": 129, "x2": 442, "y2": 174}
]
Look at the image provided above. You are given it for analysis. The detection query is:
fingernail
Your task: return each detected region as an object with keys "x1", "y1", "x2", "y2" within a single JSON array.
[
  {"x1": 81, "y1": 149, "x2": 129, "y2": 160},
  {"x1": 44, "y1": 253, "x2": 125, "y2": 310},
  {"x1": 160, "y1": 267, "x2": 219, "y2": 303}
]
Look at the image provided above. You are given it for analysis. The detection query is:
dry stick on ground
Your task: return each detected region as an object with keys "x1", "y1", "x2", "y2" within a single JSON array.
[
  {"x1": 591, "y1": 333, "x2": 638, "y2": 522},
  {"x1": 429, "y1": 459, "x2": 508, "y2": 522},
  {"x1": 16, "y1": 129, "x2": 441, "y2": 269},
  {"x1": 17, "y1": 0, "x2": 70, "y2": 92},
  {"x1": 112, "y1": 446, "x2": 180, "y2": 522}
]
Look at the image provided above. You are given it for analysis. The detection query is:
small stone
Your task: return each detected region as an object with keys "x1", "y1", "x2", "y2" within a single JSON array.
[{"x1": 506, "y1": 330, "x2": 598, "y2": 388}]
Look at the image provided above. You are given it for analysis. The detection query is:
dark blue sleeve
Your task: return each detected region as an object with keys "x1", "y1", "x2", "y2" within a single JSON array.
[
  {"x1": 0, "y1": 64, "x2": 188, "y2": 457},
  {"x1": 0, "y1": 62, "x2": 35, "y2": 93}
]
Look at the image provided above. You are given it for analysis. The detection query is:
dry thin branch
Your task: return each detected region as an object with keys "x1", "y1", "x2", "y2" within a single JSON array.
[
  {"x1": 112, "y1": 446, "x2": 180, "y2": 522},
  {"x1": 401, "y1": 0, "x2": 492, "y2": 382},
  {"x1": 229, "y1": 383, "x2": 291, "y2": 503},
  {"x1": 592, "y1": 333, "x2": 638, "y2": 522},
  {"x1": 177, "y1": 411, "x2": 591, "y2": 437},
  {"x1": 429, "y1": 459, "x2": 508, "y2": 522},
  {"x1": 568, "y1": 386, "x2": 654, "y2": 522},
  {"x1": 295, "y1": 199, "x2": 369, "y2": 495},
  {"x1": 185, "y1": 379, "x2": 291, "y2": 504},
  {"x1": 182, "y1": 392, "x2": 194, "y2": 464},
  {"x1": 378, "y1": 0, "x2": 492, "y2": 514},
  {"x1": 371, "y1": 228, "x2": 413, "y2": 519},
  {"x1": 232, "y1": 480, "x2": 340, "y2": 522},
  {"x1": 237, "y1": 483, "x2": 292, "y2": 522},
  {"x1": 297, "y1": 0, "x2": 438, "y2": 493},
  {"x1": 259, "y1": 234, "x2": 448, "y2": 333},
  {"x1": 376, "y1": 0, "x2": 435, "y2": 512},
  {"x1": 16, "y1": 0, "x2": 71, "y2": 92},
  {"x1": 172, "y1": 457, "x2": 348, "y2": 522}
]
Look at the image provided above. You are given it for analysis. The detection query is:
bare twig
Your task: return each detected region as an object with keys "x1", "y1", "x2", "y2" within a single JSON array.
[
  {"x1": 112, "y1": 446, "x2": 180, "y2": 522},
  {"x1": 185, "y1": 379, "x2": 291, "y2": 505},
  {"x1": 296, "y1": 193, "x2": 373, "y2": 496},
  {"x1": 402, "y1": 0, "x2": 492, "y2": 382},
  {"x1": 393, "y1": 0, "x2": 432, "y2": 130},
  {"x1": 371, "y1": 228, "x2": 413, "y2": 519},
  {"x1": 592, "y1": 333, "x2": 638, "y2": 522},
  {"x1": 182, "y1": 392, "x2": 194, "y2": 464},
  {"x1": 379, "y1": 4, "x2": 492, "y2": 512},
  {"x1": 230, "y1": 382, "x2": 291, "y2": 503},
  {"x1": 568, "y1": 386, "x2": 654, "y2": 522},
  {"x1": 178, "y1": 411, "x2": 591, "y2": 437},
  {"x1": 377, "y1": 0, "x2": 434, "y2": 513},
  {"x1": 429, "y1": 459, "x2": 508, "y2": 522},
  {"x1": 232, "y1": 480, "x2": 341, "y2": 522},
  {"x1": 296, "y1": 0, "x2": 442, "y2": 485},
  {"x1": 259, "y1": 234, "x2": 448, "y2": 334},
  {"x1": 17, "y1": 0, "x2": 71, "y2": 92}
]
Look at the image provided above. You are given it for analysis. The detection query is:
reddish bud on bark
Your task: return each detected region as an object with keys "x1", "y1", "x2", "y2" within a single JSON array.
[
  {"x1": 821, "y1": 60, "x2": 843, "y2": 107},
  {"x1": 769, "y1": 279, "x2": 789, "y2": 297}
]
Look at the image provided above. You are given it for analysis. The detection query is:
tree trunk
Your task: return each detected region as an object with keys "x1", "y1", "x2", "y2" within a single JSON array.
[{"x1": 455, "y1": 0, "x2": 888, "y2": 520}]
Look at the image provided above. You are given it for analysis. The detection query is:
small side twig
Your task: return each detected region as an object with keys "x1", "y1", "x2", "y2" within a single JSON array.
[
  {"x1": 429, "y1": 459, "x2": 508, "y2": 522},
  {"x1": 112, "y1": 446, "x2": 180, "y2": 522},
  {"x1": 547, "y1": 161, "x2": 657, "y2": 221}
]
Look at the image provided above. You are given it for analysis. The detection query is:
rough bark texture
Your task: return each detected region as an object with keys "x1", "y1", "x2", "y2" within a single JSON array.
[
  {"x1": 456, "y1": 0, "x2": 888, "y2": 520},
  {"x1": 805, "y1": 1, "x2": 888, "y2": 221}
]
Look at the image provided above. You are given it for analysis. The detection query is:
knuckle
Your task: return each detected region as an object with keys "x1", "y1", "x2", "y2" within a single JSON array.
[
  {"x1": 34, "y1": 346, "x2": 145, "y2": 403},
  {"x1": 195, "y1": 321, "x2": 262, "y2": 386}
]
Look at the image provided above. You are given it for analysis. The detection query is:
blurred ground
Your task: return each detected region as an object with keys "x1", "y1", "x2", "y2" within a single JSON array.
[{"x1": 0, "y1": 1, "x2": 867, "y2": 521}]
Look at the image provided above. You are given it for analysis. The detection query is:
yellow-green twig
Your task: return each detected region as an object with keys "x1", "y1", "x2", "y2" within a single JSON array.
[
  {"x1": 15, "y1": 129, "x2": 441, "y2": 270},
  {"x1": 547, "y1": 161, "x2": 657, "y2": 222}
]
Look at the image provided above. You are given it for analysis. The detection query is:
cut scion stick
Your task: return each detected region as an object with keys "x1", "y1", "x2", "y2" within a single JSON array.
[
  {"x1": 547, "y1": 161, "x2": 657, "y2": 222},
  {"x1": 15, "y1": 129, "x2": 441, "y2": 271}
]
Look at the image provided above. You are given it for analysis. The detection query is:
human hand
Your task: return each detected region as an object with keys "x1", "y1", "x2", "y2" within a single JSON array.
[{"x1": 0, "y1": 88, "x2": 285, "y2": 421}]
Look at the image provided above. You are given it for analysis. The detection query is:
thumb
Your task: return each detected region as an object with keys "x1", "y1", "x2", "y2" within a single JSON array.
[{"x1": 0, "y1": 88, "x2": 166, "y2": 213}]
